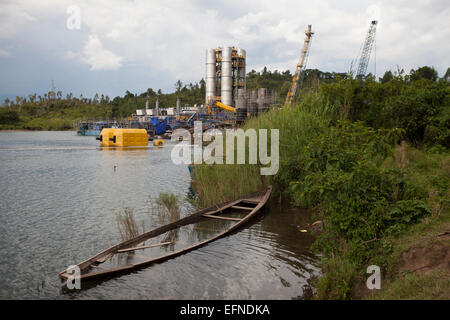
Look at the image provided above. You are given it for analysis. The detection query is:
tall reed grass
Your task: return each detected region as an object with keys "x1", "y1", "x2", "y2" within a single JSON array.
[
  {"x1": 155, "y1": 192, "x2": 180, "y2": 223},
  {"x1": 115, "y1": 207, "x2": 140, "y2": 241},
  {"x1": 114, "y1": 193, "x2": 182, "y2": 242},
  {"x1": 154, "y1": 192, "x2": 181, "y2": 243},
  {"x1": 192, "y1": 104, "x2": 330, "y2": 207}
]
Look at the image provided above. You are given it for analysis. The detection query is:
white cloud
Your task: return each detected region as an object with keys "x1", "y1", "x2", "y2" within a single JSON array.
[
  {"x1": 0, "y1": 0, "x2": 37, "y2": 38},
  {"x1": 0, "y1": 0, "x2": 449, "y2": 97},
  {"x1": 82, "y1": 34, "x2": 123, "y2": 70},
  {"x1": 0, "y1": 49, "x2": 10, "y2": 57}
]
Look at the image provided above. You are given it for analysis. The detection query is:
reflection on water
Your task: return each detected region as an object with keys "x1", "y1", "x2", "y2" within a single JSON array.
[{"x1": 0, "y1": 131, "x2": 320, "y2": 299}]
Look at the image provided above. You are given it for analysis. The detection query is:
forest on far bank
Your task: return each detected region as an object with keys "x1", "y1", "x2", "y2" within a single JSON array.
[{"x1": 0, "y1": 65, "x2": 449, "y2": 135}]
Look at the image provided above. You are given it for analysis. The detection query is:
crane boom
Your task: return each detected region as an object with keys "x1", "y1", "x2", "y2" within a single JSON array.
[
  {"x1": 285, "y1": 24, "x2": 314, "y2": 105},
  {"x1": 355, "y1": 20, "x2": 378, "y2": 78}
]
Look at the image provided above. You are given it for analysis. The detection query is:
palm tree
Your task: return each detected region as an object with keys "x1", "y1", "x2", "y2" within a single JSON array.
[{"x1": 28, "y1": 94, "x2": 36, "y2": 103}]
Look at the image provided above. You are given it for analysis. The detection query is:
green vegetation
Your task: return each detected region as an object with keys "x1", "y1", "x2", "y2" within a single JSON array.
[
  {"x1": 0, "y1": 81, "x2": 206, "y2": 130},
  {"x1": 114, "y1": 192, "x2": 181, "y2": 241},
  {"x1": 373, "y1": 271, "x2": 450, "y2": 300},
  {"x1": 0, "y1": 96, "x2": 112, "y2": 130},
  {"x1": 315, "y1": 254, "x2": 359, "y2": 300},
  {"x1": 0, "y1": 66, "x2": 367, "y2": 131},
  {"x1": 193, "y1": 164, "x2": 264, "y2": 208},
  {"x1": 3, "y1": 64, "x2": 448, "y2": 298},
  {"x1": 246, "y1": 67, "x2": 348, "y2": 102},
  {"x1": 155, "y1": 192, "x2": 180, "y2": 218},
  {"x1": 192, "y1": 66, "x2": 450, "y2": 299},
  {"x1": 115, "y1": 207, "x2": 141, "y2": 241}
]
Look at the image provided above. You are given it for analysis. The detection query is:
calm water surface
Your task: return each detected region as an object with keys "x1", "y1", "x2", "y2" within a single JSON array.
[{"x1": 0, "y1": 131, "x2": 320, "y2": 299}]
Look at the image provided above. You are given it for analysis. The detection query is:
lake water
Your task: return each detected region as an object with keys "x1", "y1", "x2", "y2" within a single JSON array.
[{"x1": 0, "y1": 131, "x2": 320, "y2": 299}]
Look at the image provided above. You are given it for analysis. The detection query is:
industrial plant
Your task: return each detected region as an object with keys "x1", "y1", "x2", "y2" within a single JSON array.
[
  {"x1": 204, "y1": 46, "x2": 280, "y2": 123},
  {"x1": 76, "y1": 21, "x2": 383, "y2": 141}
]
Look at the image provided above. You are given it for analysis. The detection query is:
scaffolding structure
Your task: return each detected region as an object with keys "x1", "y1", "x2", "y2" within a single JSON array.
[{"x1": 245, "y1": 88, "x2": 280, "y2": 116}]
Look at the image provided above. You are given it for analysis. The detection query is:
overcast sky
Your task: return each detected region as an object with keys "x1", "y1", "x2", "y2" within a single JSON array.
[{"x1": 0, "y1": 0, "x2": 449, "y2": 101}]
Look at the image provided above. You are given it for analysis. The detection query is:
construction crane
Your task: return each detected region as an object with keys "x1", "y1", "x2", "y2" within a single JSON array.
[
  {"x1": 285, "y1": 24, "x2": 314, "y2": 105},
  {"x1": 351, "y1": 20, "x2": 378, "y2": 79}
]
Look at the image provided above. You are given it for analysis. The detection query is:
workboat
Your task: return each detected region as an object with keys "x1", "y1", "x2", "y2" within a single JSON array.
[
  {"x1": 59, "y1": 186, "x2": 272, "y2": 282},
  {"x1": 77, "y1": 121, "x2": 112, "y2": 136}
]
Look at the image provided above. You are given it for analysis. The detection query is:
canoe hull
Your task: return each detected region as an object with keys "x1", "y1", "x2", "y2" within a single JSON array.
[{"x1": 59, "y1": 186, "x2": 272, "y2": 282}]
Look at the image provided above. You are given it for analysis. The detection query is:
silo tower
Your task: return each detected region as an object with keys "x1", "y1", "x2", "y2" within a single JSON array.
[{"x1": 205, "y1": 46, "x2": 246, "y2": 108}]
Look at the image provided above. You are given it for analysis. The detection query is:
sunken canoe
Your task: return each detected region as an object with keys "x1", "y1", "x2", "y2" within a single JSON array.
[{"x1": 59, "y1": 186, "x2": 272, "y2": 282}]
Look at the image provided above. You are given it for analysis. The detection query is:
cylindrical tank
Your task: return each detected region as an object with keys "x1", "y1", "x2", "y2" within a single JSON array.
[
  {"x1": 221, "y1": 46, "x2": 233, "y2": 106},
  {"x1": 236, "y1": 88, "x2": 247, "y2": 123},
  {"x1": 205, "y1": 48, "x2": 216, "y2": 104},
  {"x1": 237, "y1": 48, "x2": 246, "y2": 91}
]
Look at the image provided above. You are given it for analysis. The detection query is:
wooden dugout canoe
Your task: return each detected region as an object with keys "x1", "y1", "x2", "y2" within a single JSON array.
[{"x1": 59, "y1": 186, "x2": 272, "y2": 282}]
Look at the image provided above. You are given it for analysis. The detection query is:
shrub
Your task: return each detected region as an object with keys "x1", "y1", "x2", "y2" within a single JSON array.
[
  {"x1": 0, "y1": 108, "x2": 20, "y2": 124},
  {"x1": 315, "y1": 254, "x2": 359, "y2": 300},
  {"x1": 290, "y1": 121, "x2": 431, "y2": 265}
]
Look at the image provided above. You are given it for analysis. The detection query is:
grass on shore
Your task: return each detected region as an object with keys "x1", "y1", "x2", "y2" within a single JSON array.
[
  {"x1": 0, "y1": 117, "x2": 73, "y2": 131},
  {"x1": 193, "y1": 164, "x2": 264, "y2": 208},
  {"x1": 314, "y1": 144, "x2": 449, "y2": 299},
  {"x1": 191, "y1": 102, "x2": 449, "y2": 299},
  {"x1": 192, "y1": 104, "x2": 330, "y2": 207},
  {"x1": 373, "y1": 270, "x2": 450, "y2": 300}
]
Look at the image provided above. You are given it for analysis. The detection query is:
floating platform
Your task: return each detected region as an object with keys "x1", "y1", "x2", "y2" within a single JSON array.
[{"x1": 97, "y1": 128, "x2": 148, "y2": 147}]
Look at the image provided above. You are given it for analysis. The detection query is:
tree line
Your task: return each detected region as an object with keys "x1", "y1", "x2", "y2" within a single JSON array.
[{"x1": 0, "y1": 66, "x2": 448, "y2": 131}]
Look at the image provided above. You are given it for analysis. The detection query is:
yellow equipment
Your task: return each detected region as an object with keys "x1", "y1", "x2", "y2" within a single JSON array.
[
  {"x1": 285, "y1": 25, "x2": 314, "y2": 105},
  {"x1": 96, "y1": 128, "x2": 115, "y2": 147},
  {"x1": 206, "y1": 98, "x2": 236, "y2": 115},
  {"x1": 153, "y1": 139, "x2": 165, "y2": 147},
  {"x1": 98, "y1": 128, "x2": 148, "y2": 147}
]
